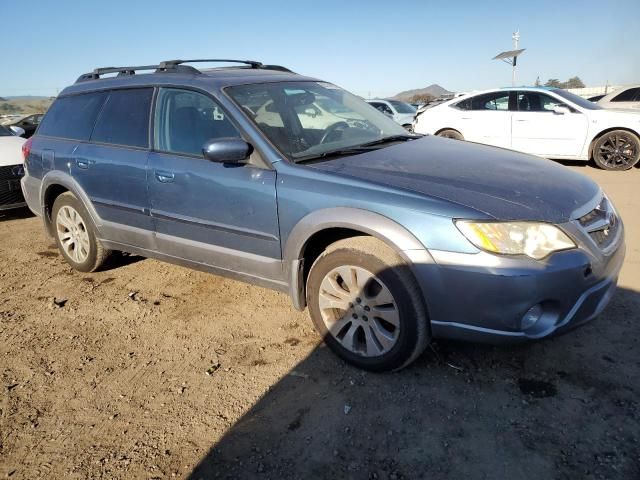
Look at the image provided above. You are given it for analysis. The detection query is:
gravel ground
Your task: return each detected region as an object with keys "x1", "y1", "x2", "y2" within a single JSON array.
[{"x1": 1, "y1": 164, "x2": 638, "y2": 479}]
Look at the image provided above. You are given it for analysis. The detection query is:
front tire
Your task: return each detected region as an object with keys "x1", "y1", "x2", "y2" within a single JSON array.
[
  {"x1": 436, "y1": 129, "x2": 464, "y2": 141},
  {"x1": 52, "y1": 192, "x2": 110, "y2": 272},
  {"x1": 306, "y1": 237, "x2": 429, "y2": 371},
  {"x1": 592, "y1": 130, "x2": 640, "y2": 170}
]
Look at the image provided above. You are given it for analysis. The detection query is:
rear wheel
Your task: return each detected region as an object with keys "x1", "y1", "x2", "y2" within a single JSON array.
[
  {"x1": 306, "y1": 237, "x2": 429, "y2": 371},
  {"x1": 592, "y1": 130, "x2": 640, "y2": 170},
  {"x1": 52, "y1": 192, "x2": 110, "y2": 272},
  {"x1": 436, "y1": 129, "x2": 464, "y2": 140}
]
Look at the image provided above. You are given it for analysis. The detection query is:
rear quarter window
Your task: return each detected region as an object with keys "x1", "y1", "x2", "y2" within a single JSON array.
[
  {"x1": 38, "y1": 92, "x2": 107, "y2": 140},
  {"x1": 91, "y1": 88, "x2": 154, "y2": 148}
]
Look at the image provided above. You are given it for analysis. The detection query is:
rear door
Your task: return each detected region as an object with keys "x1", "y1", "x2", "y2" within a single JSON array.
[
  {"x1": 148, "y1": 87, "x2": 280, "y2": 273},
  {"x1": 511, "y1": 91, "x2": 588, "y2": 157},
  {"x1": 453, "y1": 91, "x2": 512, "y2": 148},
  {"x1": 72, "y1": 88, "x2": 154, "y2": 246}
]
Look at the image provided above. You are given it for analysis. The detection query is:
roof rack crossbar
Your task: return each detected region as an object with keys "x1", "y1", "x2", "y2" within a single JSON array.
[{"x1": 159, "y1": 58, "x2": 264, "y2": 69}]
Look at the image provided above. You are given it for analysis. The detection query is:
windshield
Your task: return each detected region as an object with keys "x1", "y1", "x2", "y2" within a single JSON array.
[
  {"x1": 551, "y1": 88, "x2": 602, "y2": 110},
  {"x1": 388, "y1": 100, "x2": 416, "y2": 114},
  {"x1": 227, "y1": 81, "x2": 409, "y2": 161}
]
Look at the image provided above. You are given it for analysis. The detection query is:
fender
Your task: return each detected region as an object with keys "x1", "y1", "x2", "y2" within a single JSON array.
[
  {"x1": 283, "y1": 207, "x2": 435, "y2": 310},
  {"x1": 39, "y1": 170, "x2": 103, "y2": 235}
]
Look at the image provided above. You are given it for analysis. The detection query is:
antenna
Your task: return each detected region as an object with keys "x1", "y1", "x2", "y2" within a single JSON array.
[{"x1": 492, "y1": 30, "x2": 526, "y2": 86}]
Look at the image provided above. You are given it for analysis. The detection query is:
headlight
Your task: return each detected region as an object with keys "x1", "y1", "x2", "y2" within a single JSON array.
[{"x1": 455, "y1": 221, "x2": 575, "y2": 260}]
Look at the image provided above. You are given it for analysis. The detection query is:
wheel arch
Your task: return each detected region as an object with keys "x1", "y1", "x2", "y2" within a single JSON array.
[
  {"x1": 40, "y1": 172, "x2": 101, "y2": 237},
  {"x1": 283, "y1": 208, "x2": 434, "y2": 310},
  {"x1": 588, "y1": 126, "x2": 640, "y2": 159}
]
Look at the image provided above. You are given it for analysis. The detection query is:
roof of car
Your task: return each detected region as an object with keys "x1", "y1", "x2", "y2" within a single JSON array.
[{"x1": 60, "y1": 64, "x2": 318, "y2": 97}]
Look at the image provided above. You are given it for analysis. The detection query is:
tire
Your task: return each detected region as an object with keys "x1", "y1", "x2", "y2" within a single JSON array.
[
  {"x1": 306, "y1": 236, "x2": 429, "y2": 372},
  {"x1": 592, "y1": 130, "x2": 640, "y2": 171},
  {"x1": 436, "y1": 129, "x2": 464, "y2": 141},
  {"x1": 51, "y1": 192, "x2": 110, "y2": 272}
]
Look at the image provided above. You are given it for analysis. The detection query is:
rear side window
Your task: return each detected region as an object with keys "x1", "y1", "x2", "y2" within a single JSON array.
[
  {"x1": 91, "y1": 88, "x2": 153, "y2": 148},
  {"x1": 611, "y1": 87, "x2": 640, "y2": 102},
  {"x1": 38, "y1": 92, "x2": 107, "y2": 140},
  {"x1": 153, "y1": 88, "x2": 241, "y2": 157}
]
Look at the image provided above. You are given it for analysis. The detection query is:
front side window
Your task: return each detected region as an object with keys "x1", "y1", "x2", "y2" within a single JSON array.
[
  {"x1": 227, "y1": 82, "x2": 408, "y2": 161},
  {"x1": 517, "y1": 92, "x2": 567, "y2": 112},
  {"x1": 91, "y1": 88, "x2": 153, "y2": 148},
  {"x1": 38, "y1": 92, "x2": 107, "y2": 140},
  {"x1": 154, "y1": 88, "x2": 241, "y2": 157}
]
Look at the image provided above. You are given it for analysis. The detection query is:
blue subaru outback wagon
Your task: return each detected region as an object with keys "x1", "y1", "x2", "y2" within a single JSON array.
[{"x1": 21, "y1": 59, "x2": 625, "y2": 371}]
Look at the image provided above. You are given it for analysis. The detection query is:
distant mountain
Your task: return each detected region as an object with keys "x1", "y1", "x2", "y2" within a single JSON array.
[
  {"x1": 4, "y1": 95, "x2": 51, "y2": 100},
  {"x1": 0, "y1": 97, "x2": 6, "y2": 102},
  {"x1": 393, "y1": 84, "x2": 452, "y2": 101}
]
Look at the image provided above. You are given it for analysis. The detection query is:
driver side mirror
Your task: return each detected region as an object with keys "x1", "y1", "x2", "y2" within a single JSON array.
[
  {"x1": 553, "y1": 106, "x2": 571, "y2": 115},
  {"x1": 202, "y1": 138, "x2": 253, "y2": 164}
]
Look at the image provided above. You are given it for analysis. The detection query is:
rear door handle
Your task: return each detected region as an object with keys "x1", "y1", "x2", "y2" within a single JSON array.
[
  {"x1": 515, "y1": 119, "x2": 528, "y2": 122},
  {"x1": 75, "y1": 158, "x2": 95, "y2": 169},
  {"x1": 155, "y1": 171, "x2": 175, "y2": 183}
]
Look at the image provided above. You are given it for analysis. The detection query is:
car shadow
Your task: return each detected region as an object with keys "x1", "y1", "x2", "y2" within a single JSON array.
[
  {"x1": 187, "y1": 285, "x2": 640, "y2": 480},
  {"x1": 0, "y1": 207, "x2": 34, "y2": 222}
]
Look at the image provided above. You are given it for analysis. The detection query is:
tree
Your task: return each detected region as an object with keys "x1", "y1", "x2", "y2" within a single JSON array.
[
  {"x1": 545, "y1": 78, "x2": 562, "y2": 88},
  {"x1": 408, "y1": 93, "x2": 435, "y2": 104},
  {"x1": 565, "y1": 76, "x2": 585, "y2": 88}
]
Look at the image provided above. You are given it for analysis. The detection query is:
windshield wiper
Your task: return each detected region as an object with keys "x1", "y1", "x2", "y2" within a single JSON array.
[
  {"x1": 357, "y1": 134, "x2": 419, "y2": 148},
  {"x1": 294, "y1": 146, "x2": 374, "y2": 163}
]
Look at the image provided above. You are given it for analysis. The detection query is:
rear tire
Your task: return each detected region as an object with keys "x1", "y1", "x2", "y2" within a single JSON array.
[
  {"x1": 592, "y1": 130, "x2": 640, "y2": 170},
  {"x1": 436, "y1": 129, "x2": 464, "y2": 140},
  {"x1": 306, "y1": 237, "x2": 429, "y2": 371},
  {"x1": 52, "y1": 192, "x2": 110, "y2": 272}
]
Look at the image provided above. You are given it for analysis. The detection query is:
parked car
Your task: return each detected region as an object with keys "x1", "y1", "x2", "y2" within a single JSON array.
[
  {"x1": 413, "y1": 86, "x2": 640, "y2": 170},
  {"x1": 1, "y1": 113, "x2": 44, "y2": 138},
  {"x1": 366, "y1": 99, "x2": 416, "y2": 130},
  {"x1": 0, "y1": 125, "x2": 27, "y2": 210},
  {"x1": 22, "y1": 60, "x2": 625, "y2": 371},
  {"x1": 597, "y1": 85, "x2": 640, "y2": 111}
]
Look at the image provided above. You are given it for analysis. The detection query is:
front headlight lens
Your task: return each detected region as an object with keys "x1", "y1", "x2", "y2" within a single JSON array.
[{"x1": 455, "y1": 221, "x2": 575, "y2": 260}]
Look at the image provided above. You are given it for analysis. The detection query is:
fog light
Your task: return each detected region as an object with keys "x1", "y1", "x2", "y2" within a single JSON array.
[{"x1": 521, "y1": 304, "x2": 543, "y2": 330}]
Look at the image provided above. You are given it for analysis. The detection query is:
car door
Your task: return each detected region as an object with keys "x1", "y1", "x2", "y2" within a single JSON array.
[
  {"x1": 511, "y1": 91, "x2": 588, "y2": 157},
  {"x1": 453, "y1": 91, "x2": 512, "y2": 148},
  {"x1": 72, "y1": 88, "x2": 155, "y2": 247},
  {"x1": 148, "y1": 87, "x2": 281, "y2": 277}
]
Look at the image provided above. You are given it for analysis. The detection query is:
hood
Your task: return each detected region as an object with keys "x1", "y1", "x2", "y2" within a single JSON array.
[{"x1": 309, "y1": 136, "x2": 600, "y2": 223}]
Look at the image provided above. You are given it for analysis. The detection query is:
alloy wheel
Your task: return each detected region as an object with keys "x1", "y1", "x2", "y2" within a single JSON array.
[
  {"x1": 318, "y1": 265, "x2": 400, "y2": 357},
  {"x1": 56, "y1": 205, "x2": 91, "y2": 263},
  {"x1": 597, "y1": 133, "x2": 638, "y2": 169}
]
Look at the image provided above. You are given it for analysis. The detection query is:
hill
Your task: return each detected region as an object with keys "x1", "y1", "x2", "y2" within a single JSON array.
[
  {"x1": 393, "y1": 84, "x2": 452, "y2": 101},
  {"x1": 0, "y1": 97, "x2": 54, "y2": 115}
]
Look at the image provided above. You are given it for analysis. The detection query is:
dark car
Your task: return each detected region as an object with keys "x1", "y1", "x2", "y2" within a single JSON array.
[
  {"x1": 4, "y1": 113, "x2": 44, "y2": 138},
  {"x1": 20, "y1": 59, "x2": 625, "y2": 371}
]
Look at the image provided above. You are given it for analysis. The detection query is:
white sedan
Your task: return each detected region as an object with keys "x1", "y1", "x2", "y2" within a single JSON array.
[
  {"x1": 0, "y1": 125, "x2": 27, "y2": 211},
  {"x1": 413, "y1": 87, "x2": 640, "y2": 170}
]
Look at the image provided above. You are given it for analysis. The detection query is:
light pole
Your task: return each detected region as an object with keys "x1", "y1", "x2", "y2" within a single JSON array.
[{"x1": 493, "y1": 31, "x2": 526, "y2": 86}]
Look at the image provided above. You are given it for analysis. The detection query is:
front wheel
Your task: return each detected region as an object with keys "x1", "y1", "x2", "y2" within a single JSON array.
[
  {"x1": 592, "y1": 130, "x2": 640, "y2": 170},
  {"x1": 306, "y1": 237, "x2": 429, "y2": 371},
  {"x1": 436, "y1": 129, "x2": 464, "y2": 141}
]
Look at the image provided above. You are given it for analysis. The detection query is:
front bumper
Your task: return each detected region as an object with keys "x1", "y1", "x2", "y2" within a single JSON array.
[
  {"x1": 0, "y1": 164, "x2": 26, "y2": 211},
  {"x1": 413, "y1": 221, "x2": 625, "y2": 343}
]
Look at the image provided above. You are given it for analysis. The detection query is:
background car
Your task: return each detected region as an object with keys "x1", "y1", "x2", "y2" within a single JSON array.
[
  {"x1": 0, "y1": 125, "x2": 27, "y2": 210},
  {"x1": 597, "y1": 85, "x2": 640, "y2": 111},
  {"x1": 1, "y1": 113, "x2": 44, "y2": 138},
  {"x1": 587, "y1": 94, "x2": 606, "y2": 102},
  {"x1": 413, "y1": 86, "x2": 640, "y2": 170},
  {"x1": 366, "y1": 99, "x2": 416, "y2": 130}
]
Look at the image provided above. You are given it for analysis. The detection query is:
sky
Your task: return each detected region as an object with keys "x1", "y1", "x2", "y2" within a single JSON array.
[{"x1": 2, "y1": 0, "x2": 639, "y2": 98}]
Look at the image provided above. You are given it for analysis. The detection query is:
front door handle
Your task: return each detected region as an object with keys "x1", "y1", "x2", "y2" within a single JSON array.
[
  {"x1": 75, "y1": 158, "x2": 95, "y2": 169},
  {"x1": 155, "y1": 171, "x2": 175, "y2": 183}
]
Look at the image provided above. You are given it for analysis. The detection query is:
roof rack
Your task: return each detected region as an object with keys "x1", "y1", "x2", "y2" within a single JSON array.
[{"x1": 75, "y1": 59, "x2": 292, "y2": 83}]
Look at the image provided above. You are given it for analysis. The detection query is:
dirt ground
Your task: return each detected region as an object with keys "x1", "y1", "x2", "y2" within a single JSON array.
[{"x1": 1, "y1": 164, "x2": 638, "y2": 480}]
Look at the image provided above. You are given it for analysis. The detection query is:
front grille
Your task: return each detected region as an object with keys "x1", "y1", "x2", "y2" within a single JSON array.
[
  {"x1": 578, "y1": 196, "x2": 619, "y2": 249},
  {"x1": 0, "y1": 164, "x2": 26, "y2": 207}
]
